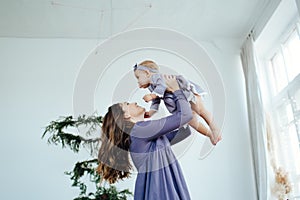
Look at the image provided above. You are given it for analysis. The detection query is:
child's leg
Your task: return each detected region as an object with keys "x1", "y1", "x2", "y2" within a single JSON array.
[
  {"x1": 188, "y1": 112, "x2": 217, "y2": 145},
  {"x1": 190, "y1": 95, "x2": 221, "y2": 144},
  {"x1": 190, "y1": 95, "x2": 213, "y2": 126}
]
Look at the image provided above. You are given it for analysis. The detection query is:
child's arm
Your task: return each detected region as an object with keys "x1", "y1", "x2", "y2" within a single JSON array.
[
  {"x1": 144, "y1": 97, "x2": 160, "y2": 118},
  {"x1": 150, "y1": 97, "x2": 161, "y2": 113},
  {"x1": 131, "y1": 90, "x2": 193, "y2": 141}
]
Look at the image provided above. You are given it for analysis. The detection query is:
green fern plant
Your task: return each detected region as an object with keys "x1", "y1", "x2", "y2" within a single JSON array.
[{"x1": 42, "y1": 115, "x2": 133, "y2": 200}]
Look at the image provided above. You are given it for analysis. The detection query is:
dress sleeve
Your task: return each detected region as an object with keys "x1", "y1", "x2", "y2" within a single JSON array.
[
  {"x1": 150, "y1": 97, "x2": 161, "y2": 111},
  {"x1": 166, "y1": 126, "x2": 192, "y2": 145},
  {"x1": 132, "y1": 90, "x2": 193, "y2": 141}
]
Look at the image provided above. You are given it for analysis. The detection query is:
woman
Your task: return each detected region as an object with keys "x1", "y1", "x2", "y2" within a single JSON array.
[{"x1": 97, "y1": 75, "x2": 193, "y2": 200}]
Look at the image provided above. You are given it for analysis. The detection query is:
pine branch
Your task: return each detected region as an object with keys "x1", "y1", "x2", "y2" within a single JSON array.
[
  {"x1": 65, "y1": 159, "x2": 100, "y2": 197},
  {"x1": 42, "y1": 115, "x2": 102, "y2": 153},
  {"x1": 42, "y1": 114, "x2": 133, "y2": 199},
  {"x1": 65, "y1": 159, "x2": 99, "y2": 186}
]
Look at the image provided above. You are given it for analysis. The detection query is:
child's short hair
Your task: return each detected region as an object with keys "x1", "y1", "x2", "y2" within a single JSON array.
[{"x1": 139, "y1": 60, "x2": 159, "y2": 70}]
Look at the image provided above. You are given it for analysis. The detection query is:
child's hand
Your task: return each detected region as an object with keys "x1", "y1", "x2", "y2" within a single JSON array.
[{"x1": 143, "y1": 94, "x2": 157, "y2": 102}]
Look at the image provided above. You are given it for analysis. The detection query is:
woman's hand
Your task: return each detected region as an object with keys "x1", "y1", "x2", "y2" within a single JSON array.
[{"x1": 164, "y1": 75, "x2": 180, "y2": 92}]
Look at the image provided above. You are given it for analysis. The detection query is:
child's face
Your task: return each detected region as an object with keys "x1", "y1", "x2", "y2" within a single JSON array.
[{"x1": 134, "y1": 70, "x2": 151, "y2": 88}]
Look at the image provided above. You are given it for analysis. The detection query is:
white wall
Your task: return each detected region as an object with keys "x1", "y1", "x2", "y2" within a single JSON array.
[{"x1": 0, "y1": 37, "x2": 256, "y2": 200}]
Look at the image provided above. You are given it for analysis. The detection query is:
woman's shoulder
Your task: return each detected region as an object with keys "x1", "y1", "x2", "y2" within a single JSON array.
[
  {"x1": 130, "y1": 120, "x2": 161, "y2": 139},
  {"x1": 131, "y1": 121, "x2": 151, "y2": 134},
  {"x1": 129, "y1": 122, "x2": 152, "y2": 151}
]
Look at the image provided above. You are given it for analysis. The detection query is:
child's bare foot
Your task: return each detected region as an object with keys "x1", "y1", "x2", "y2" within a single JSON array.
[
  {"x1": 211, "y1": 128, "x2": 221, "y2": 145},
  {"x1": 207, "y1": 128, "x2": 221, "y2": 145}
]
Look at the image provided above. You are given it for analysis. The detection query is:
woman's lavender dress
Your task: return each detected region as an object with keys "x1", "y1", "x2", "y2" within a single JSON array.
[{"x1": 130, "y1": 90, "x2": 193, "y2": 200}]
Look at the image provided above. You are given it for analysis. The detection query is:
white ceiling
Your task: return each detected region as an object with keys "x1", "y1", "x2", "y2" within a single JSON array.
[{"x1": 0, "y1": 0, "x2": 271, "y2": 42}]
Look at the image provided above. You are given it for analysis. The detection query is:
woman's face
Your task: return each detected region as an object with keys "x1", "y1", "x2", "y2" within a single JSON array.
[
  {"x1": 121, "y1": 102, "x2": 145, "y2": 120},
  {"x1": 134, "y1": 70, "x2": 151, "y2": 88}
]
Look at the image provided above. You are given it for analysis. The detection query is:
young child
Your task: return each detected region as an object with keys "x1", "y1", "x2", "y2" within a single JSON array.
[{"x1": 133, "y1": 60, "x2": 221, "y2": 145}]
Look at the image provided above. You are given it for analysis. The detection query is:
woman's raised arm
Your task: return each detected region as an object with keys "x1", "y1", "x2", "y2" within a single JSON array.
[{"x1": 131, "y1": 76, "x2": 193, "y2": 140}]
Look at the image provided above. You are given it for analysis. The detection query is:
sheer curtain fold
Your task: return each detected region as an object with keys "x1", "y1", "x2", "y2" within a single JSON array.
[
  {"x1": 296, "y1": 0, "x2": 300, "y2": 16},
  {"x1": 240, "y1": 35, "x2": 268, "y2": 200}
]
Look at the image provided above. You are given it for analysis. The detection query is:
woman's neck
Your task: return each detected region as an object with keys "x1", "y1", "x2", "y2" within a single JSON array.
[{"x1": 131, "y1": 115, "x2": 145, "y2": 123}]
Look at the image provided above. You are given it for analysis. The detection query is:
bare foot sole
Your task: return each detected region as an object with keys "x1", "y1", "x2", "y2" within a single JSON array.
[{"x1": 211, "y1": 128, "x2": 221, "y2": 145}]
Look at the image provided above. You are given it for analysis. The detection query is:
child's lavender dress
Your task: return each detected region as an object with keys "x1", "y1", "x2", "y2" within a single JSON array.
[
  {"x1": 130, "y1": 90, "x2": 192, "y2": 200},
  {"x1": 148, "y1": 74, "x2": 206, "y2": 113}
]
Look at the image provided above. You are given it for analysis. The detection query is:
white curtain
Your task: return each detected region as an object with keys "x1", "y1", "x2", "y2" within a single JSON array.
[
  {"x1": 296, "y1": 0, "x2": 300, "y2": 16},
  {"x1": 240, "y1": 35, "x2": 268, "y2": 200}
]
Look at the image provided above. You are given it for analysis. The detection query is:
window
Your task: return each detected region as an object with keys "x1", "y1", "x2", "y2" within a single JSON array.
[
  {"x1": 283, "y1": 30, "x2": 300, "y2": 81},
  {"x1": 264, "y1": 24, "x2": 300, "y2": 197}
]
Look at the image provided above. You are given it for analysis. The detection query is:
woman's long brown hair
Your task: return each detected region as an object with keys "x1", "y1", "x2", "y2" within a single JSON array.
[{"x1": 97, "y1": 103, "x2": 134, "y2": 184}]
